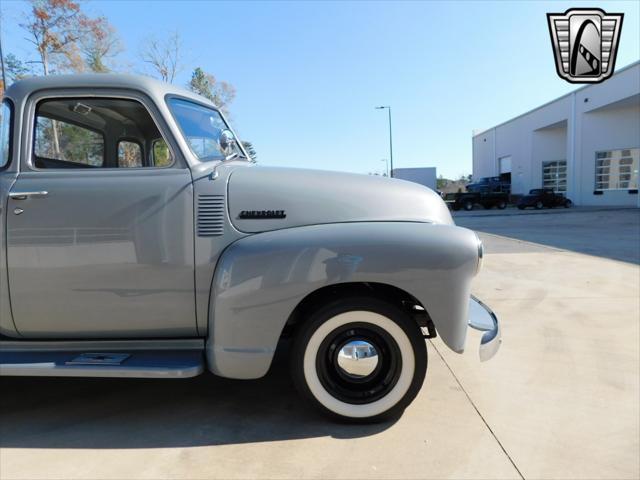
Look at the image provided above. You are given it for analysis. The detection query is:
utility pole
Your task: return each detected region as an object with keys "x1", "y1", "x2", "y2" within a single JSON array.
[
  {"x1": 381, "y1": 158, "x2": 389, "y2": 177},
  {"x1": 375, "y1": 106, "x2": 394, "y2": 177}
]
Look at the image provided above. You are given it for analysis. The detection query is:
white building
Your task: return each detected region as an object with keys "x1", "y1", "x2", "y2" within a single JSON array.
[
  {"x1": 472, "y1": 61, "x2": 640, "y2": 206},
  {"x1": 393, "y1": 167, "x2": 437, "y2": 191}
]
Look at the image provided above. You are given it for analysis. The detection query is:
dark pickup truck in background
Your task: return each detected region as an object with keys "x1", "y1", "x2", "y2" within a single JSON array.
[
  {"x1": 445, "y1": 191, "x2": 509, "y2": 211},
  {"x1": 465, "y1": 176, "x2": 511, "y2": 194},
  {"x1": 444, "y1": 175, "x2": 510, "y2": 211}
]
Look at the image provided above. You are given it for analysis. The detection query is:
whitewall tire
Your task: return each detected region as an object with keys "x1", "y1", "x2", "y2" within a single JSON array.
[{"x1": 291, "y1": 297, "x2": 428, "y2": 422}]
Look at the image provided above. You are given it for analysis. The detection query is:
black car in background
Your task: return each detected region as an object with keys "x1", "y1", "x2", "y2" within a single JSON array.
[{"x1": 517, "y1": 188, "x2": 572, "y2": 209}]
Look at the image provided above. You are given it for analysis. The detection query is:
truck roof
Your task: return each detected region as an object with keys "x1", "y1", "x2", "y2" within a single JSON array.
[{"x1": 3, "y1": 73, "x2": 217, "y2": 110}]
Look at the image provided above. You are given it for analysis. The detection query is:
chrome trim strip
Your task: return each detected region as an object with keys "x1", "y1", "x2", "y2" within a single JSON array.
[
  {"x1": 0, "y1": 338, "x2": 204, "y2": 352},
  {"x1": 8, "y1": 190, "x2": 48, "y2": 199},
  {"x1": 468, "y1": 295, "x2": 501, "y2": 362},
  {"x1": 0, "y1": 363, "x2": 204, "y2": 378}
]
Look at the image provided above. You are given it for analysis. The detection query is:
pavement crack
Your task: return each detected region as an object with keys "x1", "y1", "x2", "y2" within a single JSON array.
[{"x1": 429, "y1": 340, "x2": 526, "y2": 480}]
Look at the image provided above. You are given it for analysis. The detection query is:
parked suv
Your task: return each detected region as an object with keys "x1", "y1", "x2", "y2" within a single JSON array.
[{"x1": 517, "y1": 188, "x2": 572, "y2": 209}]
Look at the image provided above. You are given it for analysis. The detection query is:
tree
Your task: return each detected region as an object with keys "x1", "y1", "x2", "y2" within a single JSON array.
[
  {"x1": 80, "y1": 16, "x2": 122, "y2": 73},
  {"x1": 5, "y1": 54, "x2": 31, "y2": 82},
  {"x1": 21, "y1": 0, "x2": 88, "y2": 75},
  {"x1": 140, "y1": 31, "x2": 182, "y2": 83},
  {"x1": 241, "y1": 141, "x2": 257, "y2": 161},
  {"x1": 188, "y1": 67, "x2": 236, "y2": 112}
]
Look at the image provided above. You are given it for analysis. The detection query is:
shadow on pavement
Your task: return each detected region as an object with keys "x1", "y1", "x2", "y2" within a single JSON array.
[
  {"x1": 0, "y1": 344, "x2": 394, "y2": 449},
  {"x1": 456, "y1": 208, "x2": 640, "y2": 264}
]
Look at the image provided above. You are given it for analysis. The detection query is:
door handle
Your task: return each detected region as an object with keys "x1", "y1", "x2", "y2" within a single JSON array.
[{"x1": 9, "y1": 191, "x2": 48, "y2": 200}]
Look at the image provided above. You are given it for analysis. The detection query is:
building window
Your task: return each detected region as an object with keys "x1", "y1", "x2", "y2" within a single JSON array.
[
  {"x1": 595, "y1": 148, "x2": 639, "y2": 191},
  {"x1": 542, "y1": 160, "x2": 567, "y2": 192}
]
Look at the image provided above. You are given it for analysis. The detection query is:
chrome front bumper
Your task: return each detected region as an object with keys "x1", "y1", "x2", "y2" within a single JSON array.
[{"x1": 468, "y1": 296, "x2": 501, "y2": 361}]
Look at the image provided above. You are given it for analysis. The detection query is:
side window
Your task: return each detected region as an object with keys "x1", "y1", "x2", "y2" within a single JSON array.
[
  {"x1": 152, "y1": 139, "x2": 172, "y2": 167},
  {"x1": 167, "y1": 98, "x2": 240, "y2": 162},
  {"x1": 0, "y1": 100, "x2": 13, "y2": 169},
  {"x1": 118, "y1": 141, "x2": 142, "y2": 168},
  {"x1": 33, "y1": 98, "x2": 173, "y2": 169},
  {"x1": 35, "y1": 116, "x2": 104, "y2": 167}
]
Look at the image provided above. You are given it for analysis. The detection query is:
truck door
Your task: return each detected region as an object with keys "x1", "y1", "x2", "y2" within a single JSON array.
[{"x1": 6, "y1": 95, "x2": 196, "y2": 338}]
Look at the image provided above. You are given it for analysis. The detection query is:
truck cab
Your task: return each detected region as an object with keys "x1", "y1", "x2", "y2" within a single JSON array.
[{"x1": 0, "y1": 74, "x2": 500, "y2": 422}]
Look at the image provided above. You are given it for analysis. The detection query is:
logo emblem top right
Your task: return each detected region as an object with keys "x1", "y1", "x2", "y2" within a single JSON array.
[{"x1": 547, "y1": 8, "x2": 623, "y2": 84}]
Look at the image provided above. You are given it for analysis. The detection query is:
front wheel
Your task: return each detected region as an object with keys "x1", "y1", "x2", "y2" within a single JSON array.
[
  {"x1": 291, "y1": 297, "x2": 428, "y2": 422},
  {"x1": 497, "y1": 201, "x2": 507, "y2": 209},
  {"x1": 564, "y1": 199, "x2": 572, "y2": 208},
  {"x1": 535, "y1": 200, "x2": 543, "y2": 210}
]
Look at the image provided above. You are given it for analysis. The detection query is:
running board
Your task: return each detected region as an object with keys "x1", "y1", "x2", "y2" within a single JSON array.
[{"x1": 0, "y1": 349, "x2": 205, "y2": 378}]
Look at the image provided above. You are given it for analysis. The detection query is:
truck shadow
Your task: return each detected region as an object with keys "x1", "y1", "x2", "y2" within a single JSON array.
[{"x1": 0, "y1": 344, "x2": 394, "y2": 449}]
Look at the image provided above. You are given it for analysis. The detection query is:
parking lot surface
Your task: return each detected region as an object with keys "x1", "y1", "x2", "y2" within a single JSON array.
[
  {"x1": 455, "y1": 206, "x2": 640, "y2": 263},
  {"x1": 1, "y1": 209, "x2": 638, "y2": 479}
]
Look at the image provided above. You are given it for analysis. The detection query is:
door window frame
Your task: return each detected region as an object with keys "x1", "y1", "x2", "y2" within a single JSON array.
[
  {"x1": 1, "y1": 98, "x2": 15, "y2": 170},
  {"x1": 0, "y1": 97, "x2": 16, "y2": 172},
  {"x1": 22, "y1": 89, "x2": 182, "y2": 173}
]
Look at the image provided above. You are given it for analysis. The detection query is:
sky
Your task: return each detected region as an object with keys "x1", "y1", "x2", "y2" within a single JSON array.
[{"x1": 1, "y1": 0, "x2": 639, "y2": 178}]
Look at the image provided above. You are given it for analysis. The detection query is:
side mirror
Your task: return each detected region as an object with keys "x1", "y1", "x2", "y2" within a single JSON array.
[{"x1": 219, "y1": 129, "x2": 237, "y2": 159}]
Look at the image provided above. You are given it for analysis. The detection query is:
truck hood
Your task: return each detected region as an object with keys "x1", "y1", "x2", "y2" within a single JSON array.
[{"x1": 227, "y1": 166, "x2": 453, "y2": 233}]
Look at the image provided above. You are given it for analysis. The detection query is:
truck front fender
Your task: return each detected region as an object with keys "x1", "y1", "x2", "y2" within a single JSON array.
[{"x1": 207, "y1": 222, "x2": 480, "y2": 379}]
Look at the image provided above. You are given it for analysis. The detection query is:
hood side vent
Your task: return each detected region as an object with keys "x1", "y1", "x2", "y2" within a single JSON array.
[{"x1": 197, "y1": 194, "x2": 225, "y2": 237}]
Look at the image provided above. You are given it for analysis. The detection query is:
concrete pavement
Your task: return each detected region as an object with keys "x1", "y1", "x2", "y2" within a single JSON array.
[
  {"x1": 456, "y1": 207, "x2": 640, "y2": 264},
  {"x1": 1, "y1": 210, "x2": 638, "y2": 479}
]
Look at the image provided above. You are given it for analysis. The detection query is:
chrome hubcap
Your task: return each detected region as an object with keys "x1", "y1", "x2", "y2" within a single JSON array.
[{"x1": 336, "y1": 340, "x2": 379, "y2": 378}]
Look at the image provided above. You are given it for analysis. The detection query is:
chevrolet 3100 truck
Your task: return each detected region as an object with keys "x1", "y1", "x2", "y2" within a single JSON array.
[{"x1": 0, "y1": 75, "x2": 500, "y2": 421}]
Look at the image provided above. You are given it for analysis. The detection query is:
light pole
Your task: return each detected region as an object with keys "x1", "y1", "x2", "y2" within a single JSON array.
[
  {"x1": 381, "y1": 158, "x2": 389, "y2": 177},
  {"x1": 375, "y1": 106, "x2": 394, "y2": 177}
]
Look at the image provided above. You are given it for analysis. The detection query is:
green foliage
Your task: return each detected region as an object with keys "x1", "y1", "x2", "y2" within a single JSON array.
[
  {"x1": 5, "y1": 54, "x2": 31, "y2": 82},
  {"x1": 152, "y1": 139, "x2": 172, "y2": 167},
  {"x1": 188, "y1": 67, "x2": 236, "y2": 113},
  {"x1": 241, "y1": 140, "x2": 257, "y2": 161},
  {"x1": 35, "y1": 117, "x2": 103, "y2": 166}
]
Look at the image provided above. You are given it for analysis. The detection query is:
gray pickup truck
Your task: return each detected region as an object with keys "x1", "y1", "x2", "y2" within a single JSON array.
[{"x1": 0, "y1": 75, "x2": 500, "y2": 421}]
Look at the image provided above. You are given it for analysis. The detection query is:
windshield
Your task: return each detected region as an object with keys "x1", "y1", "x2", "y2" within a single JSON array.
[
  {"x1": 529, "y1": 189, "x2": 543, "y2": 194},
  {"x1": 167, "y1": 98, "x2": 243, "y2": 162}
]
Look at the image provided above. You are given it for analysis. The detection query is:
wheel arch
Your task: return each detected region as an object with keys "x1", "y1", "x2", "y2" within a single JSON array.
[
  {"x1": 282, "y1": 282, "x2": 436, "y2": 340},
  {"x1": 206, "y1": 222, "x2": 478, "y2": 380}
]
